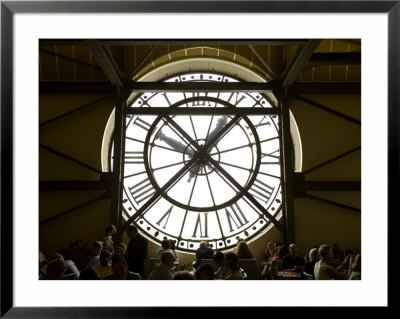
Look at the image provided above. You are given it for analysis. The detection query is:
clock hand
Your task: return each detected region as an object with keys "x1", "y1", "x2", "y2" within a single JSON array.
[
  {"x1": 187, "y1": 117, "x2": 229, "y2": 183},
  {"x1": 156, "y1": 129, "x2": 198, "y2": 183},
  {"x1": 156, "y1": 130, "x2": 194, "y2": 156},
  {"x1": 206, "y1": 116, "x2": 228, "y2": 147}
]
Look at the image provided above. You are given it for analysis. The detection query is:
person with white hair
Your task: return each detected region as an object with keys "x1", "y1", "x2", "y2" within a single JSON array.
[
  {"x1": 303, "y1": 247, "x2": 319, "y2": 276},
  {"x1": 314, "y1": 244, "x2": 351, "y2": 280}
]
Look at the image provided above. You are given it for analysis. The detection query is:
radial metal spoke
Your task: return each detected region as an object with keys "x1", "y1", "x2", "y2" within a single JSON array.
[
  {"x1": 210, "y1": 142, "x2": 254, "y2": 156},
  {"x1": 126, "y1": 136, "x2": 145, "y2": 144},
  {"x1": 219, "y1": 161, "x2": 252, "y2": 172},
  {"x1": 257, "y1": 171, "x2": 281, "y2": 179},
  {"x1": 204, "y1": 166, "x2": 225, "y2": 237},
  {"x1": 178, "y1": 170, "x2": 199, "y2": 238}
]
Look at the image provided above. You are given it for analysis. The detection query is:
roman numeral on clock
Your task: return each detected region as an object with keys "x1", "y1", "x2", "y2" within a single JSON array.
[
  {"x1": 225, "y1": 203, "x2": 249, "y2": 232},
  {"x1": 156, "y1": 205, "x2": 173, "y2": 229},
  {"x1": 128, "y1": 178, "x2": 155, "y2": 204},
  {"x1": 190, "y1": 92, "x2": 212, "y2": 106},
  {"x1": 254, "y1": 116, "x2": 272, "y2": 128},
  {"x1": 192, "y1": 212, "x2": 208, "y2": 238},
  {"x1": 227, "y1": 92, "x2": 247, "y2": 106},
  {"x1": 132, "y1": 117, "x2": 151, "y2": 131},
  {"x1": 261, "y1": 149, "x2": 280, "y2": 164},
  {"x1": 124, "y1": 151, "x2": 144, "y2": 164},
  {"x1": 249, "y1": 179, "x2": 275, "y2": 204}
]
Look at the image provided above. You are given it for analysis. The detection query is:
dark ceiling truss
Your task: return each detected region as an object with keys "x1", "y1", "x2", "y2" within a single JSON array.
[
  {"x1": 84, "y1": 40, "x2": 126, "y2": 87},
  {"x1": 291, "y1": 94, "x2": 361, "y2": 126},
  {"x1": 39, "y1": 192, "x2": 109, "y2": 226},
  {"x1": 305, "y1": 194, "x2": 361, "y2": 213},
  {"x1": 302, "y1": 145, "x2": 361, "y2": 175},
  {"x1": 39, "y1": 47, "x2": 102, "y2": 70},
  {"x1": 39, "y1": 95, "x2": 110, "y2": 127},
  {"x1": 276, "y1": 39, "x2": 322, "y2": 86},
  {"x1": 39, "y1": 144, "x2": 102, "y2": 174}
]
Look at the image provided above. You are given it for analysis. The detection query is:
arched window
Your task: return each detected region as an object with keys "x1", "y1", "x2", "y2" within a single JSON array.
[{"x1": 103, "y1": 59, "x2": 302, "y2": 253}]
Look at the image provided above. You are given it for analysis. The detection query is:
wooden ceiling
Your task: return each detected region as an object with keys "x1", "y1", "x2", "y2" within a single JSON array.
[{"x1": 39, "y1": 39, "x2": 361, "y2": 86}]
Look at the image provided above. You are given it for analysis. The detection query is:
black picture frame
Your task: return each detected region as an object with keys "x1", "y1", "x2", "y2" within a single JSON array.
[{"x1": 1, "y1": 0, "x2": 396, "y2": 317}]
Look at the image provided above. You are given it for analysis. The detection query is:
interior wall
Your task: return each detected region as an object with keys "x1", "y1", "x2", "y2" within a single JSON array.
[{"x1": 39, "y1": 83, "x2": 361, "y2": 280}]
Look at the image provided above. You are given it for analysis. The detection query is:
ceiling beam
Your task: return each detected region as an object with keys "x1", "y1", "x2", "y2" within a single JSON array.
[
  {"x1": 125, "y1": 107, "x2": 279, "y2": 115},
  {"x1": 291, "y1": 94, "x2": 361, "y2": 125},
  {"x1": 302, "y1": 146, "x2": 361, "y2": 175},
  {"x1": 290, "y1": 81, "x2": 361, "y2": 94},
  {"x1": 39, "y1": 180, "x2": 112, "y2": 191},
  {"x1": 306, "y1": 52, "x2": 361, "y2": 68},
  {"x1": 125, "y1": 81, "x2": 279, "y2": 92},
  {"x1": 305, "y1": 194, "x2": 361, "y2": 213},
  {"x1": 39, "y1": 80, "x2": 361, "y2": 94},
  {"x1": 39, "y1": 81, "x2": 114, "y2": 93},
  {"x1": 281, "y1": 40, "x2": 322, "y2": 86},
  {"x1": 84, "y1": 40, "x2": 125, "y2": 87}
]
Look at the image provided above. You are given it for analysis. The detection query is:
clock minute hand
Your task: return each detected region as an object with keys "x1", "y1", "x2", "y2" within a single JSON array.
[
  {"x1": 206, "y1": 116, "x2": 228, "y2": 148},
  {"x1": 156, "y1": 130, "x2": 195, "y2": 156},
  {"x1": 156, "y1": 130, "x2": 198, "y2": 182}
]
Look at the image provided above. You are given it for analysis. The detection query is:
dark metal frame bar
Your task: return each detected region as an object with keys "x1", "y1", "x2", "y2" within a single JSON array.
[
  {"x1": 39, "y1": 180, "x2": 112, "y2": 191},
  {"x1": 290, "y1": 81, "x2": 361, "y2": 94},
  {"x1": 125, "y1": 106, "x2": 279, "y2": 115},
  {"x1": 291, "y1": 94, "x2": 361, "y2": 126},
  {"x1": 302, "y1": 145, "x2": 361, "y2": 175},
  {"x1": 125, "y1": 81, "x2": 279, "y2": 92},
  {"x1": 111, "y1": 88, "x2": 127, "y2": 243},
  {"x1": 277, "y1": 88, "x2": 295, "y2": 244},
  {"x1": 305, "y1": 193, "x2": 361, "y2": 213},
  {"x1": 39, "y1": 192, "x2": 108, "y2": 226},
  {"x1": 38, "y1": 80, "x2": 362, "y2": 94},
  {"x1": 305, "y1": 52, "x2": 361, "y2": 68},
  {"x1": 39, "y1": 95, "x2": 109, "y2": 127},
  {"x1": 39, "y1": 143, "x2": 102, "y2": 174}
]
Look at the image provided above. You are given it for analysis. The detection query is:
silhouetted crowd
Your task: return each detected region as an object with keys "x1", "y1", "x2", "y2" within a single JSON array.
[{"x1": 39, "y1": 225, "x2": 360, "y2": 280}]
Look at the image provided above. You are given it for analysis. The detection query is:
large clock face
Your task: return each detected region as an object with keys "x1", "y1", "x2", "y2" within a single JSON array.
[{"x1": 121, "y1": 72, "x2": 282, "y2": 252}]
